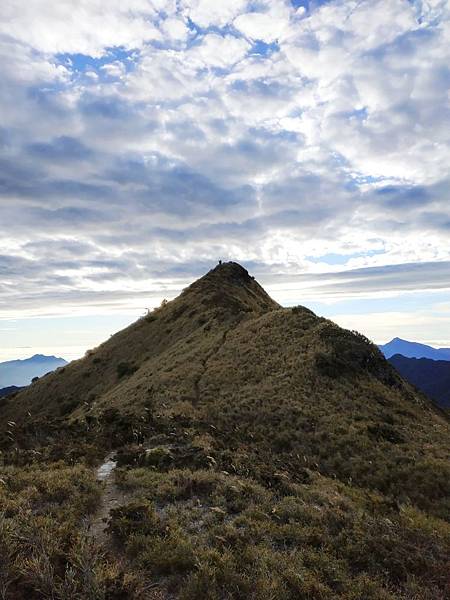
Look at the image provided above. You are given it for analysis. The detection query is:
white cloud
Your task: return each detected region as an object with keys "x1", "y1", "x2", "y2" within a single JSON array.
[
  {"x1": 161, "y1": 17, "x2": 190, "y2": 42},
  {"x1": 233, "y1": 1, "x2": 298, "y2": 43},
  {"x1": 101, "y1": 62, "x2": 126, "y2": 78},
  {"x1": 0, "y1": 0, "x2": 449, "y2": 337},
  {"x1": 180, "y1": 0, "x2": 249, "y2": 28},
  {"x1": 0, "y1": 0, "x2": 162, "y2": 56},
  {"x1": 189, "y1": 33, "x2": 250, "y2": 68},
  {"x1": 234, "y1": 12, "x2": 286, "y2": 43},
  {"x1": 331, "y1": 308, "x2": 450, "y2": 346},
  {"x1": 281, "y1": 0, "x2": 450, "y2": 184}
]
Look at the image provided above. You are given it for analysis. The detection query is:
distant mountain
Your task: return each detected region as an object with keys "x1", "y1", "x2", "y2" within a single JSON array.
[
  {"x1": 389, "y1": 354, "x2": 450, "y2": 409},
  {"x1": 379, "y1": 337, "x2": 450, "y2": 361},
  {"x1": 0, "y1": 354, "x2": 67, "y2": 387},
  {"x1": 0, "y1": 385, "x2": 23, "y2": 398}
]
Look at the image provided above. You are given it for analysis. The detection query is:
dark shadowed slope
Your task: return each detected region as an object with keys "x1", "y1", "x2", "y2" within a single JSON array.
[
  {"x1": 0, "y1": 354, "x2": 67, "y2": 387},
  {"x1": 389, "y1": 353, "x2": 450, "y2": 409},
  {"x1": 379, "y1": 337, "x2": 450, "y2": 361},
  {"x1": 0, "y1": 262, "x2": 449, "y2": 600}
]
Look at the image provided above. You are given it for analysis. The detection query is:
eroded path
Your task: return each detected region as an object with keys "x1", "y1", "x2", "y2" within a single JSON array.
[{"x1": 87, "y1": 452, "x2": 128, "y2": 542}]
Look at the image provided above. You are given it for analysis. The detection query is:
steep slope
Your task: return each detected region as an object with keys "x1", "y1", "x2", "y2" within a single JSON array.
[
  {"x1": 379, "y1": 337, "x2": 450, "y2": 361},
  {"x1": 0, "y1": 354, "x2": 67, "y2": 387},
  {"x1": 389, "y1": 353, "x2": 450, "y2": 408},
  {"x1": 0, "y1": 262, "x2": 278, "y2": 429},
  {"x1": 0, "y1": 262, "x2": 449, "y2": 600}
]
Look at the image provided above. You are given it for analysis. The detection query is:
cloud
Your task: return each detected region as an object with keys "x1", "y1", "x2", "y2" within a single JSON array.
[
  {"x1": 0, "y1": 0, "x2": 449, "y2": 328},
  {"x1": 180, "y1": 0, "x2": 249, "y2": 28},
  {"x1": 234, "y1": 7, "x2": 290, "y2": 44},
  {"x1": 310, "y1": 261, "x2": 450, "y2": 297},
  {"x1": 26, "y1": 136, "x2": 92, "y2": 162},
  {"x1": 281, "y1": 0, "x2": 450, "y2": 183},
  {"x1": 0, "y1": 0, "x2": 163, "y2": 56},
  {"x1": 189, "y1": 33, "x2": 250, "y2": 68},
  {"x1": 332, "y1": 308, "x2": 450, "y2": 347}
]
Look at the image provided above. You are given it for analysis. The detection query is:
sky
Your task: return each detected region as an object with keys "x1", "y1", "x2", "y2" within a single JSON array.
[{"x1": 0, "y1": 0, "x2": 449, "y2": 361}]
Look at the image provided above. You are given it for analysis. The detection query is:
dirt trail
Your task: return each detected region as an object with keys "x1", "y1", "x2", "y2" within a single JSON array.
[
  {"x1": 85, "y1": 455, "x2": 174, "y2": 599},
  {"x1": 87, "y1": 453, "x2": 129, "y2": 542}
]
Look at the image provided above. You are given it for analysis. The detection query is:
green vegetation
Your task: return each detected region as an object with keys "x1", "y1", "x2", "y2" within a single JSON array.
[{"x1": 0, "y1": 262, "x2": 448, "y2": 598}]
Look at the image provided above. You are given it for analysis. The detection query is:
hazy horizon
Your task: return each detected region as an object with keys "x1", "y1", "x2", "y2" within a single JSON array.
[{"x1": 2, "y1": 264, "x2": 450, "y2": 363}]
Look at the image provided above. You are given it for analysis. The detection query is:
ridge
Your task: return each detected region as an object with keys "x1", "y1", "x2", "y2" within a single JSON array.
[{"x1": 180, "y1": 261, "x2": 279, "y2": 315}]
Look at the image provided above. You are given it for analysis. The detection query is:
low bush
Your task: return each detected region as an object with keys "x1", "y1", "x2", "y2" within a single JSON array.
[
  {"x1": 108, "y1": 501, "x2": 160, "y2": 542},
  {"x1": 116, "y1": 362, "x2": 138, "y2": 379}
]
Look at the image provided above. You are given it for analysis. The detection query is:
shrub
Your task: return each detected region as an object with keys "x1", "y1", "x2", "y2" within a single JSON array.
[
  {"x1": 59, "y1": 398, "x2": 79, "y2": 416},
  {"x1": 367, "y1": 423, "x2": 404, "y2": 444},
  {"x1": 108, "y1": 501, "x2": 160, "y2": 542},
  {"x1": 116, "y1": 362, "x2": 138, "y2": 379},
  {"x1": 316, "y1": 324, "x2": 391, "y2": 381},
  {"x1": 115, "y1": 445, "x2": 147, "y2": 467},
  {"x1": 137, "y1": 532, "x2": 196, "y2": 577},
  {"x1": 145, "y1": 446, "x2": 173, "y2": 469}
]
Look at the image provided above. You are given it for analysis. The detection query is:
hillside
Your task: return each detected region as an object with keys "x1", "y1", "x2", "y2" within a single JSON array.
[
  {"x1": 379, "y1": 337, "x2": 450, "y2": 361},
  {"x1": 0, "y1": 354, "x2": 67, "y2": 387},
  {"x1": 389, "y1": 354, "x2": 450, "y2": 409},
  {"x1": 0, "y1": 262, "x2": 449, "y2": 599}
]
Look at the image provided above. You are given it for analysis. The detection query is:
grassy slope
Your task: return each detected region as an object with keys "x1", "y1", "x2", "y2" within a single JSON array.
[{"x1": 0, "y1": 263, "x2": 449, "y2": 599}]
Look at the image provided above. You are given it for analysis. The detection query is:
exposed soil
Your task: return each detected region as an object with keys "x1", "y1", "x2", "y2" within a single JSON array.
[{"x1": 87, "y1": 453, "x2": 129, "y2": 542}]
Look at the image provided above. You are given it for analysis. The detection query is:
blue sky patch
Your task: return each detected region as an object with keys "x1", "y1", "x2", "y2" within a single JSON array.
[
  {"x1": 306, "y1": 250, "x2": 385, "y2": 266},
  {"x1": 251, "y1": 40, "x2": 280, "y2": 56},
  {"x1": 56, "y1": 46, "x2": 139, "y2": 78}
]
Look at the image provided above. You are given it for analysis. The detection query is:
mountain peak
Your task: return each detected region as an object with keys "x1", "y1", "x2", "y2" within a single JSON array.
[
  {"x1": 0, "y1": 354, "x2": 67, "y2": 387},
  {"x1": 379, "y1": 337, "x2": 450, "y2": 361},
  {"x1": 200, "y1": 261, "x2": 255, "y2": 285},
  {"x1": 183, "y1": 261, "x2": 279, "y2": 315},
  {"x1": 213, "y1": 260, "x2": 252, "y2": 277}
]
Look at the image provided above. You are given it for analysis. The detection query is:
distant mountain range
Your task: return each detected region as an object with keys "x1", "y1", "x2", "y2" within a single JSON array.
[
  {"x1": 378, "y1": 338, "x2": 450, "y2": 409},
  {"x1": 388, "y1": 354, "x2": 450, "y2": 409},
  {"x1": 379, "y1": 337, "x2": 450, "y2": 361},
  {"x1": 0, "y1": 385, "x2": 22, "y2": 398},
  {"x1": 0, "y1": 354, "x2": 67, "y2": 388}
]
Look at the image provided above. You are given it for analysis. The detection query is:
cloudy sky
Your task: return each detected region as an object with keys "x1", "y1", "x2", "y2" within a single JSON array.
[{"x1": 1, "y1": 0, "x2": 449, "y2": 361}]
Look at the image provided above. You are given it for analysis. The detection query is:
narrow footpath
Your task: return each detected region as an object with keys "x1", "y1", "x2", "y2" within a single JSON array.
[{"x1": 87, "y1": 452, "x2": 127, "y2": 542}]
